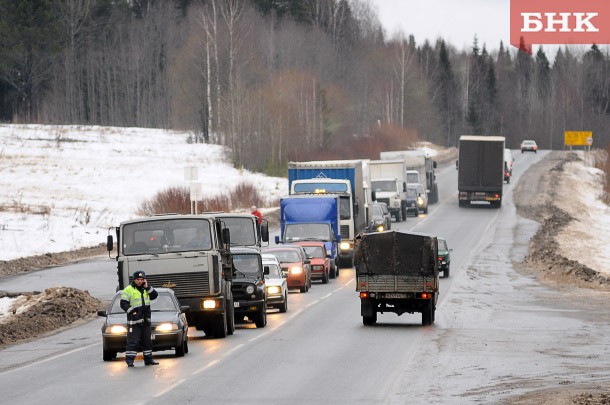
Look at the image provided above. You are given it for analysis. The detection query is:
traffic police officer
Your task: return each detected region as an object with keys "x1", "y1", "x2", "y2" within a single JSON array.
[{"x1": 120, "y1": 271, "x2": 159, "y2": 367}]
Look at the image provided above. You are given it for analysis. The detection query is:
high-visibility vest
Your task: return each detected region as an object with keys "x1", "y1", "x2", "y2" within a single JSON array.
[{"x1": 121, "y1": 285, "x2": 153, "y2": 325}]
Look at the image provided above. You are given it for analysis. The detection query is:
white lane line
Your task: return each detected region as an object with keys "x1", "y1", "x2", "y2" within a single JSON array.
[
  {"x1": 153, "y1": 379, "x2": 187, "y2": 397},
  {"x1": 320, "y1": 293, "x2": 332, "y2": 300},
  {"x1": 223, "y1": 344, "x2": 244, "y2": 357},
  {"x1": 194, "y1": 359, "x2": 220, "y2": 375},
  {"x1": 305, "y1": 299, "x2": 319, "y2": 308},
  {"x1": 0, "y1": 342, "x2": 99, "y2": 376},
  {"x1": 248, "y1": 331, "x2": 270, "y2": 342},
  {"x1": 333, "y1": 287, "x2": 343, "y2": 293},
  {"x1": 342, "y1": 277, "x2": 354, "y2": 287}
]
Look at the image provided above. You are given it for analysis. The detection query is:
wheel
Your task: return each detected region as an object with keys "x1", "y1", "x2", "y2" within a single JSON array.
[
  {"x1": 363, "y1": 311, "x2": 377, "y2": 326},
  {"x1": 278, "y1": 294, "x2": 288, "y2": 313},
  {"x1": 175, "y1": 337, "x2": 186, "y2": 357},
  {"x1": 213, "y1": 313, "x2": 227, "y2": 338},
  {"x1": 402, "y1": 205, "x2": 407, "y2": 221},
  {"x1": 397, "y1": 208, "x2": 403, "y2": 222},
  {"x1": 103, "y1": 349, "x2": 116, "y2": 361},
  {"x1": 422, "y1": 299, "x2": 434, "y2": 326},
  {"x1": 423, "y1": 206, "x2": 428, "y2": 214},
  {"x1": 254, "y1": 305, "x2": 267, "y2": 328},
  {"x1": 226, "y1": 303, "x2": 235, "y2": 336},
  {"x1": 300, "y1": 284, "x2": 307, "y2": 293},
  {"x1": 506, "y1": 176, "x2": 510, "y2": 184},
  {"x1": 329, "y1": 262, "x2": 336, "y2": 279},
  {"x1": 322, "y1": 271, "x2": 329, "y2": 284},
  {"x1": 445, "y1": 267, "x2": 450, "y2": 278}
]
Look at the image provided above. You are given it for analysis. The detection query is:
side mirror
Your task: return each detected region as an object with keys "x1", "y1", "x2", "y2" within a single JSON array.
[
  {"x1": 97, "y1": 310, "x2": 108, "y2": 317},
  {"x1": 106, "y1": 235, "x2": 114, "y2": 252},
  {"x1": 402, "y1": 182, "x2": 406, "y2": 192},
  {"x1": 455, "y1": 160, "x2": 459, "y2": 170},
  {"x1": 354, "y1": 201, "x2": 359, "y2": 217},
  {"x1": 180, "y1": 305, "x2": 191, "y2": 313},
  {"x1": 275, "y1": 235, "x2": 280, "y2": 244},
  {"x1": 261, "y1": 221, "x2": 269, "y2": 242},
  {"x1": 433, "y1": 161, "x2": 437, "y2": 169},
  {"x1": 304, "y1": 259, "x2": 311, "y2": 265},
  {"x1": 264, "y1": 265, "x2": 270, "y2": 275},
  {"x1": 222, "y1": 228, "x2": 231, "y2": 247},
  {"x1": 371, "y1": 190, "x2": 377, "y2": 201}
]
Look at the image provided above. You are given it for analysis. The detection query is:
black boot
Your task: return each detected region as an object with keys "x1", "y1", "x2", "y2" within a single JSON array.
[{"x1": 144, "y1": 358, "x2": 159, "y2": 366}]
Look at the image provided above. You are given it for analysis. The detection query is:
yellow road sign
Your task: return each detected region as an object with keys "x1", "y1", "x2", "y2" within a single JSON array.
[{"x1": 564, "y1": 131, "x2": 592, "y2": 146}]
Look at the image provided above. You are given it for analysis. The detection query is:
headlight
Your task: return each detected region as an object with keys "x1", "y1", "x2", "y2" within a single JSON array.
[
  {"x1": 109, "y1": 325, "x2": 128, "y2": 334},
  {"x1": 267, "y1": 286, "x2": 281, "y2": 294},
  {"x1": 290, "y1": 266, "x2": 303, "y2": 274},
  {"x1": 155, "y1": 323, "x2": 178, "y2": 332},
  {"x1": 376, "y1": 225, "x2": 384, "y2": 232},
  {"x1": 246, "y1": 285, "x2": 255, "y2": 294},
  {"x1": 339, "y1": 242, "x2": 350, "y2": 251},
  {"x1": 202, "y1": 299, "x2": 217, "y2": 309},
  {"x1": 417, "y1": 196, "x2": 424, "y2": 206}
]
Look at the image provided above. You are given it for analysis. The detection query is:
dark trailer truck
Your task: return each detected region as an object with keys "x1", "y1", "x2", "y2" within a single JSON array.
[
  {"x1": 354, "y1": 230, "x2": 438, "y2": 326},
  {"x1": 457, "y1": 135, "x2": 505, "y2": 208}
]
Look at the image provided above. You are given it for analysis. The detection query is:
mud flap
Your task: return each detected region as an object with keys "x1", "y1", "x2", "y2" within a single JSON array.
[{"x1": 361, "y1": 300, "x2": 375, "y2": 317}]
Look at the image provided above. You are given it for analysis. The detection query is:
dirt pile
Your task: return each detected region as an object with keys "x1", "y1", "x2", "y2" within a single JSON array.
[{"x1": 0, "y1": 287, "x2": 101, "y2": 347}]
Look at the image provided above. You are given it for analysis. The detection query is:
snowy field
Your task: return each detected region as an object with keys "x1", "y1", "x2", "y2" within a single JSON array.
[{"x1": 0, "y1": 125, "x2": 287, "y2": 261}]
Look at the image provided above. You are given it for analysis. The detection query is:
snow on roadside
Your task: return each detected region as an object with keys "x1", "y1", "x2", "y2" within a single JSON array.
[{"x1": 554, "y1": 151, "x2": 610, "y2": 276}]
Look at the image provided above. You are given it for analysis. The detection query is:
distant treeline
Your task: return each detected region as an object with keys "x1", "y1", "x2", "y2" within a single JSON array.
[{"x1": 0, "y1": 0, "x2": 608, "y2": 174}]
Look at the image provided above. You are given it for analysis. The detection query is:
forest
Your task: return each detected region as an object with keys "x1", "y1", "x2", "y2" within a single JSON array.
[{"x1": 0, "y1": 0, "x2": 608, "y2": 174}]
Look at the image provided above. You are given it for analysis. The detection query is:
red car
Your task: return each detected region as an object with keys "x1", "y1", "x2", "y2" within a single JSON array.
[
  {"x1": 262, "y1": 246, "x2": 312, "y2": 293},
  {"x1": 293, "y1": 241, "x2": 331, "y2": 284}
]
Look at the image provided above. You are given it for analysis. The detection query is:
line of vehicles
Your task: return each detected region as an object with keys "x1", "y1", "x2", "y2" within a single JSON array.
[{"x1": 100, "y1": 143, "x2": 513, "y2": 359}]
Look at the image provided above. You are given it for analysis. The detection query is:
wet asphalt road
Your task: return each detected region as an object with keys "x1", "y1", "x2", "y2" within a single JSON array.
[{"x1": 1, "y1": 150, "x2": 609, "y2": 404}]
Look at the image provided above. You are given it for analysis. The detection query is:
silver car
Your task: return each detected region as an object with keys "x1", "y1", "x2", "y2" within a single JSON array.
[
  {"x1": 262, "y1": 254, "x2": 288, "y2": 313},
  {"x1": 408, "y1": 183, "x2": 429, "y2": 214}
]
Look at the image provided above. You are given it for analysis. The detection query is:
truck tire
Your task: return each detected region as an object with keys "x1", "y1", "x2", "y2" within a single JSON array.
[
  {"x1": 402, "y1": 205, "x2": 407, "y2": 221},
  {"x1": 330, "y1": 262, "x2": 336, "y2": 279},
  {"x1": 430, "y1": 183, "x2": 439, "y2": 204},
  {"x1": 253, "y1": 305, "x2": 267, "y2": 328},
  {"x1": 363, "y1": 312, "x2": 377, "y2": 326},
  {"x1": 422, "y1": 299, "x2": 434, "y2": 326},
  {"x1": 444, "y1": 266, "x2": 450, "y2": 278},
  {"x1": 397, "y1": 208, "x2": 404, "y2": 222},
  {"x1": 226, "y1": 304, "x2": 235, "y2": 336},
  {"x1": 213, "y1": 313, "x2": 228, "y2": 338},
  {"x1": 322, "y1": 271, "x2": 329, "y2": 284}
]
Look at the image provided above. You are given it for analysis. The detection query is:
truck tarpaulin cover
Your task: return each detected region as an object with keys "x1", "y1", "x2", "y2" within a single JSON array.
[{"x1": 354, "y1": 231, "x2": 437, "y2": 276}]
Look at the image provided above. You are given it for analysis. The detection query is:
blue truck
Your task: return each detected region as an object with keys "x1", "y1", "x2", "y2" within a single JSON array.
[
  {"x1": 275, "y1": 194, "x2": 342, "y2": 277},
  {"x1": 287, "y1": 160, "x2": 368, "y2": 267}
]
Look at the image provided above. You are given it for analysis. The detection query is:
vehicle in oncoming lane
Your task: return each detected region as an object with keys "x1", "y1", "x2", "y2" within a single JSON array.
[
  {"x1": 520, "y1": 140, "x2": 538, "y2": 153},
  {"x1": 262, "y1": 254, "x2": 288, "y2": 313},
  {"x1": 98, "y1": 288, "x2": 189, "y2": 361},
  {"x1": 293, "y1": 241, "x2": 331, "y2": 284},
  {"x1": 262, "y1": 245, "x2": 312, "y2": 293}
]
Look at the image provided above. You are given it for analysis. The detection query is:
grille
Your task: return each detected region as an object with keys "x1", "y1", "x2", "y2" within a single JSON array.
[
  {"x1": 134, "y1": 272, "x2": 210, "y2": 297},
  {"x1": 340, "y1": 225, "x2": 350, "y2": 239},
  {"x1": 232, "y1": 283, "x2": 256, "y2": 300}
]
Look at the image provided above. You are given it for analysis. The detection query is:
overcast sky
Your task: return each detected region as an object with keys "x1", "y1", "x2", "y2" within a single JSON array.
[{"x1": 370, "y1": 0, "x2": 511, "y2": 51}]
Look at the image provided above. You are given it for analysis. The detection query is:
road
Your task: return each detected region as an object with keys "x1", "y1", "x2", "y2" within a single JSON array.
[{"x1": 2, "y1": 150, "x2": 610, "y2": 404}]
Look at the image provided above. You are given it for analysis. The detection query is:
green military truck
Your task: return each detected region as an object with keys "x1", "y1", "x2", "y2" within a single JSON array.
[{"x1": 354, "y1": 230, "x2": 439, "y2": 326}]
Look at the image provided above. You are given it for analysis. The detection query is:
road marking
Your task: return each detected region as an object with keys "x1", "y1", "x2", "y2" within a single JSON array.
[
  {"x1": 305, "y1": 299, "x2": 319, "y2": 308},
  {"x1": 320, "y1": 293, "x2": 332, "y2": 300},
  {"x1": 223, "y1": 344, "x2": 244, "y2": 356},
  {"x1": 194, "y1": 359, "x2": 219, "y2": 375},
  {"x1": 0, "y1": 342, "x2": 99, "y2": 376},
  {"x1": 342, "y1": 277, "x2": 354, "y2": 287},
  {"x1": 153, "y1": 379, "x2": 187, "y2": 397},
  {"x1": 248, "y1": 331, "x2": 270, "y2": 342}
]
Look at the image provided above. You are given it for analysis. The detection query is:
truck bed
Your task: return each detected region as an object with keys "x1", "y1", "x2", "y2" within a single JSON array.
[{"x1": 354, "y1": 231, "x2": 437, "y2": 277}]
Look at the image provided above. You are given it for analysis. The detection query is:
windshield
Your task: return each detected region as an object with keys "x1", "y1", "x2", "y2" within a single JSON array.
[
  {"x1": 122, "y1": 218, "x2": 212, "y2": 255},
  {"x1": 285, "y1": 223, "x2": 331, "y2": 241},
  {"x1": 264, "y1": 263, "x2": 282, "y2": 279},
  {"x1": 220, "y1": 217, "x2": 257, "y2": 246},
  {"x1": 232, "y1": 254, "x2": 262, "y2": 276},
  {"x1": 302, "y1": 245, "x2": 324, "y2": 258},
  {"x1": 372, "y1": 205, "x2": 383, "y2": 216},
  {"x1": 293, "y1": 182, "x2": 348, "y2": 193},
  {"x1": 371, "y1": 180, "x2": 396, "y2": 192},
  {"x1": 109, "y1": 291, "x2": 176, "y2": 314},
  {"x1": 264, "y1": 250, "x2": 301, "y2": 263},
  {"x1": 406, "y1": 188, "x2": 417, "y2": 199},
  {"x1": 438, "y1": 239, "x2": 448, "y2": 250},
  {"x1": 406, "y1": 173, "x2": 419, "y2": 183}
]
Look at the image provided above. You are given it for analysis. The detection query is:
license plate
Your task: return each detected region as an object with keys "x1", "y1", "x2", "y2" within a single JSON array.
[
  {"x1": 385, "y1": 293, "x2": 407, "y2": 299},
  {"x1": 234, "y1": 302, "x2": 240, "y2": 308},
  {"x1": 151, "y1": 334, "x2": 155, "y2": 340}
]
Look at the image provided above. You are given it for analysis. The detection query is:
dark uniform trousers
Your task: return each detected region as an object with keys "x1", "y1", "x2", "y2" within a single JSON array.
[{"x1": 126, "y1": 322, "x2": 153, "y2": 363}]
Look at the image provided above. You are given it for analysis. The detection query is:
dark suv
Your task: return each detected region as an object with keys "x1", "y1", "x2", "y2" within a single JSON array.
[{"x1": 231, "y1": 247, "x2": 267, "y2": 328}]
